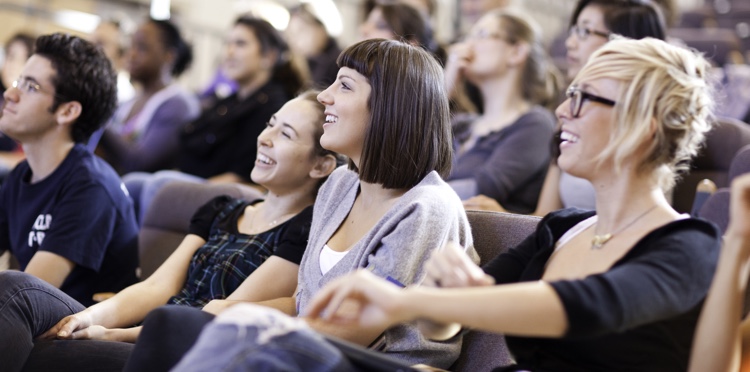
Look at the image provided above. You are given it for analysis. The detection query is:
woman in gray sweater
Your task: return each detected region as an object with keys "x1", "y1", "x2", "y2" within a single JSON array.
[{"x1": 126, "y1": 38, "x2": 478, "y2": 371}]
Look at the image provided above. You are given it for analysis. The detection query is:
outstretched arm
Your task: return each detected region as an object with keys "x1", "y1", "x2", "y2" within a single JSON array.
[
  {"x1": 305, "y1": 269, "x2": 567, "y2": 337},
  {"x1": 40, "y1": 235, "x2": 206, "y2": 342}
]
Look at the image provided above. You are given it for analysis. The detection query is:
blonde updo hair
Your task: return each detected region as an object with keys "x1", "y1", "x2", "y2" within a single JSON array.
[{"x1": 573, "y1": 37, "x2": 714, "y2": 191}]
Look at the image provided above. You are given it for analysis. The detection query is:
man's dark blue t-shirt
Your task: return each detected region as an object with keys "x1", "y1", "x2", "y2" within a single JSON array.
[{"x1": 0, "y1": 144, "x2": 138, "y2": 306}]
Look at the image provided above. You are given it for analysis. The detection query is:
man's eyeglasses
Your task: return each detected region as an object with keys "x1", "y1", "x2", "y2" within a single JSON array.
[
  {"x1": 11, "y1": 76, "x2": 64, "y2": 99},
  {"x1": 566, "y1": 85, "x2": 616, "y2": 118},
  {"x1": 569, "y1": 25, "x2": 611, "y2": 41}
]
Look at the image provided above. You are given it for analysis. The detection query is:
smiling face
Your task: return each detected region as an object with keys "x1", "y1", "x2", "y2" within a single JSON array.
[
  {"x1": 556, "y1": 78, "x2": 620, "y2": 179},
  {"x1": 250, "y1": 97, "x2": 323, "y2": 192},
  {"x1": 565, "y1": 4, "x2": 609, "y2": 80},
  {"x1": 223, "y1": 24, "x2": 270, "y2": 85},
  {"x1": 317, "y1": 67, "x2": 371, "y2": 166}
]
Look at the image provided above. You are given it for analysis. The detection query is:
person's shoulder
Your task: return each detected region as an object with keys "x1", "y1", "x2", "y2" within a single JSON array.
[
  {"x1": 648, "y1": 217, "x2": 722, "y2": 249},
  {"x1": 518, "y1": 106, "x2": 556, "y2": 128},
  {"x1": 318, "y1": 166, "x2": 358, "y2": 196},
  {"x1": 68, "y1": 145, "x2": 130, "y2": 202},
  {"x1": 400, "y1": 172, "x2": 464, "y2": 214},
  {"x1": 539, "y1": 208, "x2": 597, "y2": 236}
]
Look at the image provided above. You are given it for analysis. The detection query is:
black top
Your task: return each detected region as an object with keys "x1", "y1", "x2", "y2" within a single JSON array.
[
  {"x1": 307, "y1": 38, "x2": 341, "y2": 89},
  {"x1": 484, "y1": 208, "x2": 721, "y2": 372},
  {"x1": 178, "y1": 82, "x2": 288, "y2": 181},
  {"x1": 168, "y1": 195, "x2": 313, "y2": 308}
]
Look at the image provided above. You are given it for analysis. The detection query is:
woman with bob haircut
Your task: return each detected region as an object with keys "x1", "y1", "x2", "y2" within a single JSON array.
[
  {"x1": 307, "y1": 37, "x2": 721, "y2": 371},
  {"x1": 123, "y1": 38, "x2": 476, "y2": 371}
]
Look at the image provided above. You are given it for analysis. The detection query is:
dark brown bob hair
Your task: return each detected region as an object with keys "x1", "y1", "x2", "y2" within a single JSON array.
[{"x1": 337, "y1": 38, "x2": 452, "y2": 189}]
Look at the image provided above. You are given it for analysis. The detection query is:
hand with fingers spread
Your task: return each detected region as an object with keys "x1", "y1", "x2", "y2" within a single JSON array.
[
  {"x1": 462, "y1": 194, "x2": 507, "y2": 213},
  {"x1": 422, "y1": 241, "x2": 494, "y2": 289},
  {"x1": 305, "y1": 269, "x2": 413, "y2": 330}
]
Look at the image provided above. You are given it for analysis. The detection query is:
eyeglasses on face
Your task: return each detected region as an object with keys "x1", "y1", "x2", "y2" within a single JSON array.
[
  {"x1": 464, "y1": 28, "x2": 506, "y2": 42},
  {"x1": 568, "y1": 25, "x2": 611, "y2": 41},
  {"x1": 11, "y1": 76, "x2": 63, "y2": 99},
  {"x1": 566, "y1": 85, "x2": 616, "y2": 118}
]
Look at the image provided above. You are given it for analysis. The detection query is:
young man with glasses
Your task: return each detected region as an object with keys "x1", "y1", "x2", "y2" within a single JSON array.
[{"x1": 0, "y1": 33, "x2": 138, "y2": 312}]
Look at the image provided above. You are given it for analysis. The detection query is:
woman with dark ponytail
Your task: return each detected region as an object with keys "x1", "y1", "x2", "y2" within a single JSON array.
[
  {"x1": 124, "y1": 16, "x2": 306, "y2": 224},
  {"x1": 97, "y1": 19, "x2": 200, "y2": 174}
]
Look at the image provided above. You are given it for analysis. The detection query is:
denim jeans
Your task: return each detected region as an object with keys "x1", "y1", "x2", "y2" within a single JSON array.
[
  {"x1": 173, "y1": 304, "x2": 355, "y2": 372},
  {"x1": 0, "y1": 271, "x2": 86, "y2": 372},
  {"x1": 0, "y1": 271, "x2": 137, "y2": 371}
]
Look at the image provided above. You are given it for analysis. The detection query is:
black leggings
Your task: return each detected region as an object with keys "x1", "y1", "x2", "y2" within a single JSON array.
[{"x1": 123, "y1": 305, "x2": 214, "y2": 372}]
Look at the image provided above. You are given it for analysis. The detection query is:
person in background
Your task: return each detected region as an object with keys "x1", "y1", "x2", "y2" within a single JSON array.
[
  {"x1": 286, "y1": 3, "x2": 341, "y2": 89},
  {"x1": 90, "y1": 20, "x2": 136, "y2": 104},
  {"x1": 465, "y1": 0, "x2": 666, "y2": 215},
  {"x1": 96, "y1": 19, "x2": 200, "y2": 174},
  {"x1": 0, "y1": 32, "x2": 35, "y2": 174},
  {"x1": 123, "y1": 16, "x2": 304, "y2": 224},
  {"x1": 445, "y1": 10, "x2": 561, "y2": 214},
  {"x1": 360, "y1": 1, "x2": 444, "y2": 63}
]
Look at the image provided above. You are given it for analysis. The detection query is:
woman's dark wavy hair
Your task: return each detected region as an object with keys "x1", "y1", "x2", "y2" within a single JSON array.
[
  {"x1": 570, "y1": 0, "x2": 666, "y2": 40},
  {"x1": 337, "y1": 39, "x2": 452, "y2": 189},
  {"x1": 235, "y1": 16, "x2": 304, "y2": 98},
  {"x1": 375, "y1": 3, "x2": 439, "y2": 56},
  {"x1": 35, "y1": 33, "x2": 117, "y2": 143},
  {"x1": 149, "y1": 19, "x2": 193, "y2": 77}
]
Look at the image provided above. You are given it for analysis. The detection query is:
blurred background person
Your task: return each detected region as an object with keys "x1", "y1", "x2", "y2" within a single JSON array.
[
  {"x1": 360, "y1": 0, "x2": 444, "y2": 63},
  {"x1": 96, "y1": 18, "x2": 200, "y2": 174},
  {"x1": 124, "y1": 16, "x2": 304, "y2": 225},
  {"x1": 90, "y1": 19, "x2": 136, "y2": 104},
  {"x1": 0, "y1": 32, "x2": 35, "y2": 175},
  {"x1": 445, "y1": 9, "x2": 561, "y2": 214},
  {"x1": 285, "y1": 3, "x2": 341, "y2": 89}
]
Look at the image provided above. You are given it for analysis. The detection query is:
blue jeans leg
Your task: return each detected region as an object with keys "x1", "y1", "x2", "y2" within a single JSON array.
[
  {"x1": 173, "y1": 309, "x2": 356, "y2": 372},
  {"x1": 0, "y1": 271, "x2": 85, "y2": 372}
]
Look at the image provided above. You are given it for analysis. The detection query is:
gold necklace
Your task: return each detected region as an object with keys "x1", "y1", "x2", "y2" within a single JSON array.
[{"x1": 591, "y1": 205, "x2": 658, "y2": 249}]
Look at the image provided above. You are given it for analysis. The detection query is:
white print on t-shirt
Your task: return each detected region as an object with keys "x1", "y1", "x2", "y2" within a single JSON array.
[{"x1": 28, "y1": 214, "x2": 52, "y2": 247}]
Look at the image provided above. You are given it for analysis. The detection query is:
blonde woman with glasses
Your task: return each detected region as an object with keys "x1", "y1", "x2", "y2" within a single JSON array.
[{"x1": 309, "y1": 37, "x2": 720, "y2": 372}]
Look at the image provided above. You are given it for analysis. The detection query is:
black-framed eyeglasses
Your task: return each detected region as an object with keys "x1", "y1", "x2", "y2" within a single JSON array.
[
  {"x1": 11, "y1": 76, "x2": 65, "y2": 100},
  {"x1": 566, "y1": 85, "x2": 616, "y2": 118},
  {"x1": 569, "y1": 25, "x2": 611, "y2": 41}
]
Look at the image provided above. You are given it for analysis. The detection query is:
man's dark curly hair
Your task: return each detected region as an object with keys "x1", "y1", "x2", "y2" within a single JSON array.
[{"x1": 34, "y1": 33, "x2": 117, "y2": 143}]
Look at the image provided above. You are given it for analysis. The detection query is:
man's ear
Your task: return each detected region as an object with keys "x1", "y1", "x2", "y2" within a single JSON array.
[
  {"x1": 310, "y1": 154, "x2": 337, "y2": 179},
  {"x1": 54, "y1": 101, "x2": 82, "y2": 128}
]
